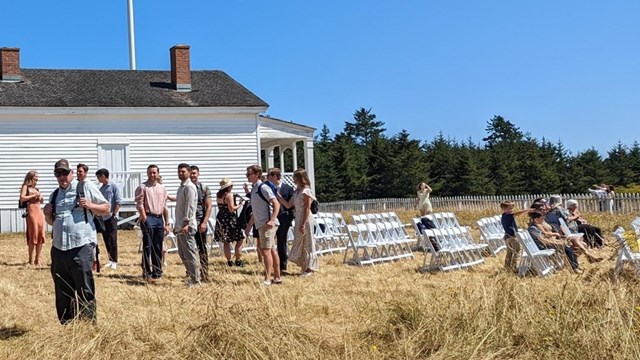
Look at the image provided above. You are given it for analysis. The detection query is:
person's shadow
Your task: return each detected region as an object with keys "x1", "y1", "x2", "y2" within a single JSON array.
[{"x1": 0, "y1": 326, "x2": 27, "y2": 340}]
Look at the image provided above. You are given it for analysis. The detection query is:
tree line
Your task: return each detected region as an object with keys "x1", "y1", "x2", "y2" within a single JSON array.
[{"x1": 313, "y1": 108, "x2": 640, "y2": 202}]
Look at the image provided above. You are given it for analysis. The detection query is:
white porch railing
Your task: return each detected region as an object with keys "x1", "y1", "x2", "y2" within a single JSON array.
[
  {"x1": 282, "y1": 173, "x2": 294, "y2": 188},
  {"x1": 111, "y1": 171, "x2": 145, "y2": 202}
]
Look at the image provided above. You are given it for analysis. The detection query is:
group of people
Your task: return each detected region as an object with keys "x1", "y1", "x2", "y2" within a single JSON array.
[
  {"x1": 588, "y1": 184, "x2": 616, "y2": 213},
  {"x1": 501, "y1": 195, "x2": 606, "y2": 275},
  {"x1": 22, "y1": 158, "x2": 319, "y2": 324}
]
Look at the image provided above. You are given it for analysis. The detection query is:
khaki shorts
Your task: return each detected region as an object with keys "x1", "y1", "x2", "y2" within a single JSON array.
[{"x1": 257, "y1": 224, "x2": 278, "y2": 250}]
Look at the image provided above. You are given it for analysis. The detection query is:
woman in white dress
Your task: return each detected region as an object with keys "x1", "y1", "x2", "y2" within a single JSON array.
[
  {"x1": 277, "y1": 168, "x2": 318, "y2": 276},
  {"x1": 415, "y1": 182, "x2": 433, "y2": 216}
]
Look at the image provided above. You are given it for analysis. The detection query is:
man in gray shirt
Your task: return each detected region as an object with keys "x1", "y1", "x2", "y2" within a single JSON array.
[
  {"x1": 244, "y1": 164, "x2": 281, "y2": 285},
  {"x1": 174, "y1": 163, "x2": 200, "y2": 287},
  {"x1": 96, "y1": 168, "x2": 122, "y2": 269},
  {"x1": 43, "y1": 159, "x2": 109, "y2": 324}
]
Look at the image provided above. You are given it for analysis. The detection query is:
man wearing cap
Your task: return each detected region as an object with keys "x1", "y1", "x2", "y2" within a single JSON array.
[
  {"x1": 190, "y1": 165, "x2": 212, "y2": 282},
  {"x1": 174, "y1": 163, "x2": 200, "y2": 286},
  {"x1": 43, "y1": 159, "x2": 109, "y2": 324}
]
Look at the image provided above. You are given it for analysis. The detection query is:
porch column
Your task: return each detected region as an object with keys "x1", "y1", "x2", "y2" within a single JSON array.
[
  {"x1": 303, "y1": 138, "x2": 315, "y2": 190},
  {"x1": 278, "y1": 145, "x2": 285, "y2": 171},
  {"x1": 266, "y1": 146, "x2": 275, "y2": 170},
  {"x1": 291, "y1": 141, "x2": 298, "y2": 170}
]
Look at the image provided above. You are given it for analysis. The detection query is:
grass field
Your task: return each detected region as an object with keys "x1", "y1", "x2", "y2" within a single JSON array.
[{"x1": 1, "y1": 210, "x2": 640, "y2": 359}]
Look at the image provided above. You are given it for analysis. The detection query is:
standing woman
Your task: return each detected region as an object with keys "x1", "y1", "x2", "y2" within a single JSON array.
[
  {"x1": 279, "y1": 168, "x2": 319, "y2": 276},
  {"x1": 214, "y1": 178, "x2": 245, "y2": 267},
  {"x1": 19, "y1": 171, "x2": 45, "y2": 267},
  {"x1": 415, "y1": 182, "x2": 433, "y2": 216}
]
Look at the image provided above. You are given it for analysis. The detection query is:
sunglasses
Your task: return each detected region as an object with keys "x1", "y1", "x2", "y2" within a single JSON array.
[{"x1": 54, "y1": 169, "x2": 71, "y2": 178}]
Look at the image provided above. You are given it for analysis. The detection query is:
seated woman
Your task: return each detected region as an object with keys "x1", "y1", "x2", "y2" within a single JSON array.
[
  {"x1": 528, "y1": 212, "x2": 582, "y2": 273},
  {"x1": 565, "y1": 199, "x2": 605, "y2": 248},
  {"x1": 528, "y1": 212, "x2": 582, "y2": 274}
]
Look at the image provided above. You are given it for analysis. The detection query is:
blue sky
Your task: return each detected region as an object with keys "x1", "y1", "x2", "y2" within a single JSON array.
[{"x1": 2, "y1": 1, "x2": 638, "y2": 156}]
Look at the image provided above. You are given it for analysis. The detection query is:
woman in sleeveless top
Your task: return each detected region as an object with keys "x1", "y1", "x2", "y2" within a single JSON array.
[
  {"x1": 279, "y1": 168, "x2": 319, "y2": 276},
  {"x1": 415, "y1": 182, "x2": 433, "y2": 216},
  {"x1": 214, "y1": 178, "x2": 245, "y2": 267},
  {"x1": 19, "y1": 171, "x2": 45, "y2": 267}
]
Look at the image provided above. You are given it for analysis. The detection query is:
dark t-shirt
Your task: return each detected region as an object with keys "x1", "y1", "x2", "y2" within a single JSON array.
[
  {"x1": 194, "y1": 181, "x2": 211, "y2": 221},
  {"x1": 501, "y1": 212, "x2": 517, "y2": 237}
]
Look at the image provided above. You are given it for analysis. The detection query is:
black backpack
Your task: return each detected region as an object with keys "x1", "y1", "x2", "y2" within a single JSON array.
[{"x1": 237, "y1": 200, "x2": 252, "y2": 230}]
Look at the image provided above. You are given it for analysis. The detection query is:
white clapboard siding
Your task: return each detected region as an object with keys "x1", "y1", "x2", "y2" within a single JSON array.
[{"x1": 0, "y1": 112, "x2": 259, "y2": 232}]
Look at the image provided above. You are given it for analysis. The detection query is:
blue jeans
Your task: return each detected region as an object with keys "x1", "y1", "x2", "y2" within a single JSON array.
[{"x1": 141, "y1": 215, "x2": 164, "y2": 278}]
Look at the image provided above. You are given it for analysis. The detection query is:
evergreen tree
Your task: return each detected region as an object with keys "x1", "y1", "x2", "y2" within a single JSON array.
[
  {"x1": 314, "y1": 125, "x2": 343, "y2": 202},
  {"x1": 483, "y1": 115, "x2": 525, "y2": 194},
  {"x1": 344, "y1": 107, "x2": 386, "y2": 147},
  {"x1": 605, "y1": 141, "x2": 634, "y2": 186}
]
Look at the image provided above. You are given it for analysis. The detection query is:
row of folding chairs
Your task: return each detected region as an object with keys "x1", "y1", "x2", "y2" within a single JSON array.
[
  {"x1": 312, "y1": 212, "x2": 349, "y2": 255},
  {"x1": 411, "y1": 218, "x2": 488, "y2": 272},
  {"x1": 422, "y1": 212, "x2": 462, "y2": 229},
  {"x1": 343, "y1": 212, "x2": 416, "y2": 265},
  {"x1": 476, "y1": 215, "x2": 507, "y2": 255}
]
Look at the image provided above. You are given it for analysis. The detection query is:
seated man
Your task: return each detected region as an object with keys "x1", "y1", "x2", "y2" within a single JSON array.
[{"x1": 528, "y1": 212, "x2": 582, "y2": 273}]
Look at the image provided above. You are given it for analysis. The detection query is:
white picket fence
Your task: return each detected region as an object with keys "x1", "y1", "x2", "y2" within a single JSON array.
[{"x1": 319, "y1": 193, "x2": 640, "y2": 214}]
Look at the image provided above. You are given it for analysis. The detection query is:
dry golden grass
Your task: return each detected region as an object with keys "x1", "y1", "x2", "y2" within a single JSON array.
[{"x1": 1, "y1": 210, "x2": 640, "y2": 359}]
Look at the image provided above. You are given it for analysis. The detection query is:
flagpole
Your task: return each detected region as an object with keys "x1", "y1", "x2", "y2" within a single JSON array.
[{"x1": 127, "y1": 0, "x2": 137, "y2": 70}]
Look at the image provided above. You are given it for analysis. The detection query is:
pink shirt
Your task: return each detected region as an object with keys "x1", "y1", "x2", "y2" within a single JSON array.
[{"x1": 135, "y1": 180, "x2": 168, "y2": 216}]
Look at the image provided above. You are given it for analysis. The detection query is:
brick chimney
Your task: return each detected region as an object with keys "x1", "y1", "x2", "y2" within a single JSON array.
[
  {"x1": 170, "y1": 44, "x2": 191, "y2": 91},
  {"x1": 0, "y1": 47, "x2": 21, "y2": 82}
]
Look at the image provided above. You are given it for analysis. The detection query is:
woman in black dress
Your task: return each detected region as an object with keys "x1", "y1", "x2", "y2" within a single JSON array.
[{"x1": 214, "y1": 178, "x2": 245, "y2": 266}]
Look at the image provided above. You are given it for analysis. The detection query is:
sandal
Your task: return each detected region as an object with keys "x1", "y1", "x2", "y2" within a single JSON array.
[{"x1": 272, "y1": 278, "x2": 283, "y2": 284}]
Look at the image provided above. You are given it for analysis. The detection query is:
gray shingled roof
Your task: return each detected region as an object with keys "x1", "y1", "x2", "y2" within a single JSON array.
[{"x1": 0, "y1": 69, "x2": 269, "y2": 107}]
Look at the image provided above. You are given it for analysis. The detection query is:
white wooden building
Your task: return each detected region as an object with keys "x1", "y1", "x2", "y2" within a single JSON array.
[{"x1": 0, "y1": 45, "x2": 315, "y2": 232}]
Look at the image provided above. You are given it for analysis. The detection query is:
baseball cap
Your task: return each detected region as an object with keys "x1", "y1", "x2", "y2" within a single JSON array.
[{"x1": 53, "y1": 159, "x2": 71, "y2": 175}]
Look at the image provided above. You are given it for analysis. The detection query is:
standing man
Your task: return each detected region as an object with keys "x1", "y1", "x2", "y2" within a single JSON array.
[
  {"x1": 43, "y1": 159, "x2": 109, "y2": 324},
  {"x1": 175, "y1": 163, "x2": 200, "y2": 287},
  {"x1": 245, "y1": 164, "x2": 282, "y2": 285},
  {"x1": 135, "y1": 165, "x2": 170, "y2": 282},
  {"x1": 268, "y1": 168, "x2": 294, "y2": 273},
  {"x1": 190, "y1": 165, "x2": 212, "y2": 282},
  {"x1": 96, "y1": 168, "x2": 122, "y2": 269},
  {"x1": 76, "y1": 163, "x2": 89, "y2": 182}
]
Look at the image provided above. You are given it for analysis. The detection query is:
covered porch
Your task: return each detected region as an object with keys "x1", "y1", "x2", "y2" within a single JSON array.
[{"x1": 258, "y1": 115, "x2": 316, "y2": 189}]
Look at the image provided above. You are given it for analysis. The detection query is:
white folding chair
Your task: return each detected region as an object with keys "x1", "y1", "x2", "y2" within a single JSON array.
[
  {"x1": 613, "y1": 227, "x2": 640, "y2": 277},
  {"x1": 165, "y1": 218, "x2": 178, "y2": 253},
  {"x1": 516, "y1": 229, "x2": 556, "y2": 278}
]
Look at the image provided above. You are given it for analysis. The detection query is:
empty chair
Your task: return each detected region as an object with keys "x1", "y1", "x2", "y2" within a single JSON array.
[{"x1": 613, "y1": 227, "x2": 640, "y2": 277}]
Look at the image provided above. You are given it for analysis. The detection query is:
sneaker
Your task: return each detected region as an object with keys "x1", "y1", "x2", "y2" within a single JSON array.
[
  {"x1": 235, "y1": 259, "x2": 244, "y2": 267},
  {"x1": 110, "y1": 262, "x2": 117, "y2": 269},
  {"x1": 573, "y1": 268, "x2": 584, "y2": 274},
  {"x1": 227, "y1": 260, "x2": 233, "y2": 267},
  {"x1": 104, "y1": 261, "x2": 113, "y2": 268},
  {"x1": 185, "y1": 280, "x2": 201, "y2": 288},
  {"x1": 262, "y1": 280, "x2": 272, "y2": 286},
  {"x1": 302, "y1": 271, "x2": 315, "y2": 277},
  {"x1": 272, "y1": 278, "x2": 283, "y2": 285}
]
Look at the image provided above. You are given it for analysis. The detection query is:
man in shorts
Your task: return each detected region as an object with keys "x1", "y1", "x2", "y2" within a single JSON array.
[{"x1": 244, "y1": 164, "x2": 281, "y2": 285}]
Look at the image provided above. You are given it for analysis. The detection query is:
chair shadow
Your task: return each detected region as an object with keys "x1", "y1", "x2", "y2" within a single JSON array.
[
  {"x1": 0, "y1": 326, "x2": 28, "y2": 340},
  {"x1": 100, "y1": 273, "x2": 150, "y2": 287},
  {"x1": 0, "y1": 261, "x2": 29, "y2": 267}
]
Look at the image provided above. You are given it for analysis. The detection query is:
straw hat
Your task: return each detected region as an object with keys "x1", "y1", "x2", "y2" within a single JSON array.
[{"x1": 219, "y1": 177, "x2": 234, "y2": 190}]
